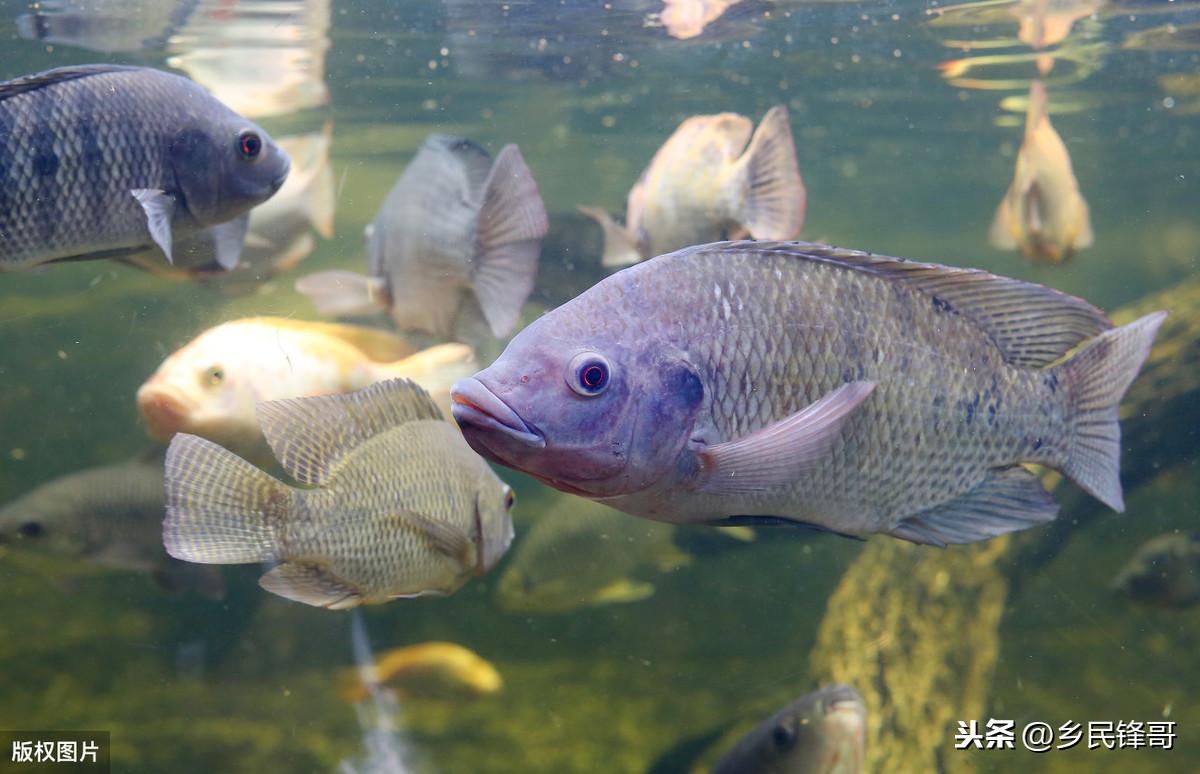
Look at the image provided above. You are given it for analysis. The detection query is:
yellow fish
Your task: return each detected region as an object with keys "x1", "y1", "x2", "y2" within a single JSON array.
[
  {"x1": 137, "y1": 317, "x2": 475, "y2": 461},
  {"x1": 580, "y1": 105, "x2": 805, "y2": 267},
  {"x1": 659, "y1": 0, "x2": 743, "y2": 40},
  {"x1": 990, "y1": 79, "x2": 1093, "y2": 263},
  {"x1": 341, "y1": 641, "x2": 502, "y2": 703}
]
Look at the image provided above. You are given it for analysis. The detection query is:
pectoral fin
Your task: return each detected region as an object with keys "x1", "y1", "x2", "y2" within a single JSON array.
[
  {"x1": 210, "y1": 216, "x2": 249, "y2": 270},
  {"x1": 131, "y1": 188, "x2": 176, "y2": 264},
  {"x1": 697, "y1": 381, "x2": 875, "y2": 495}
]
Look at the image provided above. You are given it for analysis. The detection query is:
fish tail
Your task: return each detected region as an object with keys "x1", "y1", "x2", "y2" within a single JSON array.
[
  {"x1": 735, "y1": 105, "x2": 806, "y2": 240},
  {"x1": 294, "y1": 270, "x2": 388, "y2": 317},
  {"x1": 471, "y1": 144, "x2": 548, "y2": 338},
  {"x1": 577, "y1": 206, "x2": 642, "y2": 267},
  {"x1": 1058, "y1": 311, "x2": 1167, "y2": 512},
  {"x1": 163, "y1": 433, "x2": 294, "y2": 564}
]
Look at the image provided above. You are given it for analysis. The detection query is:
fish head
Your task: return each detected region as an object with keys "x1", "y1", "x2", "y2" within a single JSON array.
[
  {"x1": 724, "y1": 684, "x2": 867, "y2": 773},
  {"x1": 0, "y1": 499, "x2": 86, "y2": 561},
  {"x1": 168, "y1": 115, "x2": 291, "y2": 227},
  {"x1": 475, "y1": 480, "x2": 517, "y2": 575},
  {"x1": 450, "y1": 312, "x2": 704, "y2": 498},
  {"x1": 136, "y1": 324, "x2": 262, "y2": 448}
]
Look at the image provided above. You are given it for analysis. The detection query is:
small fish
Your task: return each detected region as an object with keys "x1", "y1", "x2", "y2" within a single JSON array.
[
  {"x1": 163, "y1": 379, "x2": 516, "y2": 609},
  {"x1": 125, "y1": 123, "x2": 336, "y2": 283},
  {"x1": 659, "y1": 0, "x2": 743, "y2": 40},
  {"x1": 1111, "y1": 532, "x2": 1200, "y2": 609},
  {"x1": 990, "y1": 80, "x2": 1094, "y2": 264},
  {"x1": 452, "y1": 240, "x2": 1165, "y2": 546},
  {"x1": 712, "y1": 685, "x2": 866, "y2": 774},
  {"x1": 579, "y1": 105, "x2": 804, "y2": 267},
  {"x1": 495, "y1": 494, "x2": 691, "y2": 614},
  {"x1": 0, "y1": 64, "x2": 290, "y2": 272},
  {"x1": 341, "y1": 641, "x2": 502, "y2": 703},
  {"x1": 137, "y1": 317, "x2": 477, "y2": 462},
  {"x1": 296, "y1": 134, "x2": 548, "y2": 340},
  {"x1": 0, "y1": 452, "x2": 223, "y2": 599},
  {"x1": 16, "y1": 0, "x2": 200, "y2": 53}
]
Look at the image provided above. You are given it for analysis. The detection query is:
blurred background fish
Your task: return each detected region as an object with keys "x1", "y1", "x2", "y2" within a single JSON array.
[
  {"x1": 137, "y1": 317, "x2": 476, "y2": 462},
  {"x1": 0, "y1": 451, "x2": 224, "y2": 599},
  {"x1": 340, "y1": 641, "x2": 502, "y2": 703},
  {"x1": 1111, "y1": 532, "x2": 1200, "y2": 609},
  {"x1": 296, "y1": 134, "x2": 548, "y2": 341},
  {"x1": 495, "y1": 495, "x2": 692, "y2": 614},
  {"x1": 163, "y1": 379, "x2": 516, "y2": 609},
  {"x1": 165, "y1": 0, "x2": 332, "y2": 120},
  {"x1": 0, "y1": 64, "x2": 290, "y2": 272},
  {"x1": 15, "y1": 0, "x2": 200, "y2": 53},
  {"x1": 990, "y1": 79, "x2": 1094, "y2": 263},
  {"x1": 579, "y1": 105, "x2": 804, "y2": 267},
  {"x1": 658, "y1": 0, "x2": 743, "y2": 40}
]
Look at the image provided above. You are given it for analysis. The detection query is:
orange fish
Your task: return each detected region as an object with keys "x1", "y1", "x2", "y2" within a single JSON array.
[
  {"x1": 341, "y1": 641, "x2": 502, "y2": 703},
  {"x1": 990, "y1": 80, "x2": 1093, "y2": 263},
  {"x1": 659, "y1": 0, "x2": 742, "y2": 40}
]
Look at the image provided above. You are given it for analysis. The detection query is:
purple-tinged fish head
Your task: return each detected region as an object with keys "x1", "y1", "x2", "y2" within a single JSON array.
[{"x1": 451, "y1": 315, "x2": 704, "y2": 498}]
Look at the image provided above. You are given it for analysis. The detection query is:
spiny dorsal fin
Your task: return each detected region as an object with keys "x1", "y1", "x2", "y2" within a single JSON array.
[
  {"x1": 256, "y1": 379, "x2": 444, "y2": 486},
  {"x1": 699, "y1": 241, "x2": 1113, "y2": 367},
  {"x1": 0, "y1": 64, "x2": 147, "y2": 102},
  {"x1": 240, "y1": 317, "x2": 416, "y2": 362}
]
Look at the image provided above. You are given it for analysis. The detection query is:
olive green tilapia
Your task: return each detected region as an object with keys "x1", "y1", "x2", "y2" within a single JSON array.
[
  {"x1": 164, "y1": 379, "x2": 515, "y2": 609},
  {"x1": 453, "y1": 241, "x2": 1166, "y2": 546}
]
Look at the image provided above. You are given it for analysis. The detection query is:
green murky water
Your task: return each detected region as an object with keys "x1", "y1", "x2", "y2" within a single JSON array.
[{"x1": 0, "y1": 0, "x2": 1197, "y2": 771}]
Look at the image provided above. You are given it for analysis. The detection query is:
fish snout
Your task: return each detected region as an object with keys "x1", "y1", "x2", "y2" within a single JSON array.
[
  {"x1": 450, "y1": 378, "x2": 544, "y2": 448},
  {"x1": 137, "y1": 386, "x2": 189, "y2": 441}
]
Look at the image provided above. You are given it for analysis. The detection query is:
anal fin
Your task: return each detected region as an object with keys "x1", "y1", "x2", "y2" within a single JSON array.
[
  {"x1": 888, "y1": 466, "x2": 1058, "y2": 547},
  {"x1": 259, "y1": 561, "x2": 362, "y2": 609}
]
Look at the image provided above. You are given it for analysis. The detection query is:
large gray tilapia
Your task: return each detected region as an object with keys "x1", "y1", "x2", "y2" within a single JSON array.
[
  {"x1": 451, "y1": 241, "x2": 1166, "y2": 546},
  {"x1": 296, "y1": 134, "x2": 547, "y2": 340},
  {"x1": 0, "y1": 64, "x2": 290, "y2": 272},
  {"x1": 163, "y1": 379, "x2": 515, "y2": 609}
]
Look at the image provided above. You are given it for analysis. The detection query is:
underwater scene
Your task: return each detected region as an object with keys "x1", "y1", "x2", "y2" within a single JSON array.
[{"x1": 0, "y1": 0, "x2": 1198, "y2": 771}]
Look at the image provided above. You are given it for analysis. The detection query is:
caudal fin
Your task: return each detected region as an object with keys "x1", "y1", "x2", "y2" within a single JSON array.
[
  {"x1": 736, "y1": 105, "x2": 806, "y2": 240},
  {"x1": 473, "y1": 144, "x2": 548, "y2": 337},
  {"x1": 294, "y1": 270, "x2": 388, "y2": 317},
  {"x1": 1058, "y1": 311, "x2": 1167, "y2": 512},
  {"x1": 163, "y1": 434, "x2": 294, "y2": 564}
]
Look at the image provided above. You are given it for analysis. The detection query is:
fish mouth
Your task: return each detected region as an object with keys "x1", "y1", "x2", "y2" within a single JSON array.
[
  {"x1": 137, "y1": 385, "x2": 189, "y2": 441},
  {"x1": 270, "y1": 171, "x2": 289, "y2": 192},
  {"x1": 450, "y1": 378, "x2": 544, "y2": 448}
]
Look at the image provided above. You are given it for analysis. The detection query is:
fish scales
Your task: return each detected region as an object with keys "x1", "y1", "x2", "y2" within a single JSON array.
[{"x1": 596, "y1": 248, "x2": 1063, "y2": 530}]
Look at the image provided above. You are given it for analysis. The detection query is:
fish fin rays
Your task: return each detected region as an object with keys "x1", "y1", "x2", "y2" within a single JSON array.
[
  {"x1": 256, "y1": 379, "x2": 444, "y2": 486},
  {"x1": 131, "y1": 188, "x2": 176, "y2": 264},
  {"x1": 0, "y1": 64, "x2": 144, "y2": 102},
  {"x1": 578, "y1": 206, "x2": 642, "y2": 267},
  {"x1": 403, "y1": 510, "x2": 474, "y2": 569},
  {"x1": 1057, "y1": 311, "x2": 1166, "y2": 512},
  {"x1": 295, "y1": 270, "x2": 389, "y2": 317},
  {"x1": 473, "y1": 144, "x2": 547, "y2": 337},
  {"x1": 209, "y1": 216, "x2": 248, "y2": 270},
  {"x1": 710, "y1": 241, "x2": 1113, "y2": 367},
  {"x1": 697, "y1": 381, "x2": 876, "y2": 495},
  {"x1": 260, "y1": 561, "x2": 362, "y2": 609},
  {"x1": 736, "y1": 105, "x2": 806, "y2": 240},
  {"x1": 888, "y1": 466, "x2": 1059, "y2": 547}
]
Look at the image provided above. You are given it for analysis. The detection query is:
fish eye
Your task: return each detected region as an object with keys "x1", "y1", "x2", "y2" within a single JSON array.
[
  {"x1": 18, "y1": 522, "x2": 44, "y2": 539},
  {"x1": 237, "y1": 131, "x2": 262, "y2": 160},
  {"x1": 771, "y1": 722, "x2": 797, "y2": 751},
  {"x1": 566, "y1": 352, "x2": 611, "y2": 397},
  {"x1": 504, "y1": 489, "x2": 516, "y2": 510},
  {"x1": 203, "y1": 366, "x2": 225, "y2": 387}
]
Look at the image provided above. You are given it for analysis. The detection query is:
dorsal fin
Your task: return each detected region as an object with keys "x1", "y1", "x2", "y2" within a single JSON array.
[
  {"x1": 239, "y1": 317, "x2": 416, "y2": 362},
  {"x1": 0, "y1": 64, "x2": 146, "y2": 102},
  {"x1": 256, "y1": 379, "x2": 444, "y2": 486},
  {"x1": 692, "y1": 241, "x2": 1113, "y2": 367}
]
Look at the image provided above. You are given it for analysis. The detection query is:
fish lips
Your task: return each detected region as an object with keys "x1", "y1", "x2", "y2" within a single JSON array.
[{"x1": 450, "y1": 378, "x2": 544, "y2": 450}]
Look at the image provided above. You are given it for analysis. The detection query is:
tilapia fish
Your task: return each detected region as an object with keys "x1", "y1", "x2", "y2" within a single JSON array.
[
  {"x1": 341, "y1": 641, "x2": 502, "y2": 703},
  {"x1": 452, "y1": 240, "x2": 1166, "y2": 547},
  {"x1": 163, "y1": 379, "x2": 515, "y2": 609},
  {"x1": 0, "y1": 64, "x2": 289, "y2": 272},
  {"x1": 0, "y1": 452, "x2": 223, "y2": 598},
  {"x1": 579, "y1": 105, "x2": 805, "y2": 267},
  {"x1": 713, "y1": 685, "x2": 866, "y2": 774},
  {"x1": 296, "y1": 134, "x2": 548, "y2": 340},
  {"x1": 137, "y1": 316, "x2": 476, "y2": 461},
  {"x1": 990, "y1": 79, "x2": 1093, "y2": 264}
]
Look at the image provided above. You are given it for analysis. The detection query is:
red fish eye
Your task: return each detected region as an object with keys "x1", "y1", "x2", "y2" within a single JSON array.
[
  {"x1": 566, "y1": 353, "x2": 611, "y2": 396},
  {"x1": 579, "y1": 362, "x2": 608, "y2": 392},
  {"x1": 504, "y1": 490, "x2": 515, "y2": 509},
  {"x1": 238, "y1": 132, "x2": 262, "y2": 159}
]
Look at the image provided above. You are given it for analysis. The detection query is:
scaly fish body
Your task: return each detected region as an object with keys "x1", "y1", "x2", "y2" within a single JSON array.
[
  {"x1": 990, "y1": 80, "x2": 1093, "y2": 263},
  {"x1": 342, "y1": 641, "x2": 502, "y2": 702},
  {"x1": 137, "y1": 317, "x2": 476, "y2": 459},
  {"x1": 164, "y1": 379, "x2": 515, "y2": 609},
  {"x1": 452, "y1": 241, "x2": 1165, "y2": 546},
  {"x1": 580, "y1": 106, "x2": 805, "y2": 267},
  {"x1": 0, "y1": 65, "x2": 289, "y2": 271},
  {"x1": 296, "y1": 133, "x2": 548, "y2": 340}
]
